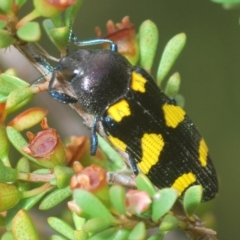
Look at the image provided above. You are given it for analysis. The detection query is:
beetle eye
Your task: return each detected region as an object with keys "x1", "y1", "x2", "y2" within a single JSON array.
[{"x1": 60, "y1": 67, "x2": 79, "y2": 82}]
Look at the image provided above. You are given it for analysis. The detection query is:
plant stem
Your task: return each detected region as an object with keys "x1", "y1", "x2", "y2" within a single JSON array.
[
  {"x1": 16, "y1": 9, "x2": 41, "y2": 29},
  {"x1": 22, "y1": 183, "x2": 53, "y2": 198},
  {"x1": 18, "y1": 172, "x2": 55, "y2": 182}
]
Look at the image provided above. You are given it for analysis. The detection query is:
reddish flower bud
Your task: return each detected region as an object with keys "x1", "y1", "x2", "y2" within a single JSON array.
[
  {"x1": 33, "y1": 0, "x2": 76, "y2": 18},
  {"x1": 45, "y1": 0, "x2": 76, "y2": 9},
  {"x1": 70, "y1": 164, "x2": 107, "y2": 193},
  {"x1": 70, "y1": 164, "x2": 110, "y2": 207},
  {"x1": 22, "y1": 118, "x2": 65, "y2": 166},
  {"x1": 95, "y1": 16, "x2": 139, "y2": 65},
  {"x1": 126, "y1": 190, "x2": 152, "y2": 215},
  {"x1": 66, "y1": 136, "x2": 108, "y2": 168}
]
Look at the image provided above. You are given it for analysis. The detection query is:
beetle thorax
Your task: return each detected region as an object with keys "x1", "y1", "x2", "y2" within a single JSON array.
[{"x1": 69, "y1": 49, "x2": 132, "y2": 116}]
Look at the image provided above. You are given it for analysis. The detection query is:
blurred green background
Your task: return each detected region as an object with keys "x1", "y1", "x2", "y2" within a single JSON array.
[{"x1": 1, "y1": 0, "x2": 240, "y2": 239}]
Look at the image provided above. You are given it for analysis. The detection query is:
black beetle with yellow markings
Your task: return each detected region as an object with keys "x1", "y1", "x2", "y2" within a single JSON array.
[{"x1": 48, "y1": 34, "x2": 218, "y2": 202}]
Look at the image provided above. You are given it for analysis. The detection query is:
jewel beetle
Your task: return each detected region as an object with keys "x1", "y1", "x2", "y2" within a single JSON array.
[{"x1": 47, "y1": 33, "x2": 218, "y2": 201}]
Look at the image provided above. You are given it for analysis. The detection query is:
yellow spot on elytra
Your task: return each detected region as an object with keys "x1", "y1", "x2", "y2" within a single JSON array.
[
  {"x1": 171, "y1": 172, "x2": 197, "y2": 196},
  {"x1": 108, "y1": 135, "x2": 127, "y2": 152},
  {"x1": 199, "y1": 139, "x2": 208, "y2": 167},
  {"x1": 131, "y1": 71, "x2": 147, "y2": 93},
  {"x1": 107, "y1": 99, "x2": 131, "y2": 122},
  {"x1": 137, "y1": 133, "x2": 165, "y2": 174},
  {"x1": 162, "y1": 104, "x2": 185, "y2": 128}
]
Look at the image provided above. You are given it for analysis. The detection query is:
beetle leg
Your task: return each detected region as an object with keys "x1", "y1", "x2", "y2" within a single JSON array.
[
  {"x1": 128, "y1": 156, "x2": 139, "y2": 175},
  {"x1": 35, "y1": 57, "x2": 54, "y2": 72},
  {"x1": 90, "y1": 116, "x2": 98, "y2": 155},
  {"x1": 169, "y1": 98, "x2": 177, "y2": 105},
  {"x1": 49, "y1": 90, "x2": 78, "y2": 104},
  {"x1": 49, "y1": 78, "x2": 78, "y2": 104}
]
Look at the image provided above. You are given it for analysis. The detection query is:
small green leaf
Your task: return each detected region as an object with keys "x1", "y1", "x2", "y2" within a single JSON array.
[
  {"x1": 50, "y1": 13, "x2": 64, "y2": 28},
  {"x1": 139, "y1": 20, "x2": 159, "y2": 73},
  {"x1": 183, "y1": 185, "x2": 203, "y2": 216},
  {"x1": 0, "y1": 161, "x2": 18, "y2": 182},
  {"x1": 0, "y1": 30, "x2": 16, "y2": 49},
  {"x1": 73, "y1": 230, "x2": 88, "y2": 240},
  {"x1": 65, "y1": 0, "x2": 84, "y2": 26},
  {"x1": 72, "y1": 212, "x2": 86, "y2": 230},
  {"x1": 49, "y1": 27, "x2": 69, "y2": 52},
  {"x1": 0, "y1": 123, "x2": 10, "y2": 161},
  {"x1": 152, "y1": 188, "x2": 178, "y2": 221},
  {"x1": 83, "y1": 218, "x2": 112, "y2": 235},
  {"x1": 0, "y1": 0, "x2": 13, "y2": 12},
  {"x1": 164, "y1": 72, "x2": 181, "y2": 98},
  {"x1": 6, "y1": 126, "x2": 27, "y2": 150},
  {"x1": 53, "y1": 166, "x2": 74, "y2": 189},
  {"x1": 51, "y1": 235, "x2": 68, "y2": 240},
  {"x1": 12, "y1": 210, "x2": 39, "y2": 240},
  {"x1": 42, "y1": 19, "x2": 55, "y2": 33},
  {"x1": 135, "y1": 174, "x2": 156, "y2": 197},
  {"x1": 159, "y1": 213, "x2": 179, "y2": 231},
  {"x1": 157, "y1": 33, "x2": 186, "y2": 85},
  {"x1": 0, "y1": 74, "x2": 29, "y2": 105},
  {"x1": 147, "y1": 232, "x2": 166, "y2": 240},
  {"x1": 1, "y1": 231, "x2": 15, "y2": 240},
  {"x1": 0, "y1": 183, "x2": 22, "y2": 211},
  {"x1": 88, "y1": 227, "x2": 118, "y2": 240},
  {"x1": 16, "y1": 157, "x2": 30, "y2": 173},
  {"x1": 128, "y1": 222, "x2": 146, "y2": 240},
  {"x1": 17, "y1": 22, "x2": 41, "y2": 42},
  {"x1": 6, "y1": 126, "x2": 38, "y2": 166},
  {"x1": 16, "y1": 158, "x2": 30, "y2": 191},
  {"x1": 48, "y1": 217, "x2": 75, "y2": 240},
  {"x1": 109, "y1": 185, "x2": 126, "y2": 214},
  {"x1": 0, "y1": 73, "x2": 29, "y2": 88},
  {"x1": 6, "y1": 191, "x2": 47, "y2": 230},
  {"x1": 73, "y1": 189, "x2": 114, "y2": 222},
  {"x1": 42, "y1": 19, "x2": 69, "y2": 52},
  {"x1": 0, "y1": 79, "x2": 17, "y2": 103},
  {"x1": 212, "y1": 0, "x2": 240, "y2": 2},
  {"x1": 15, "y1": 0, "x2": 27, "y2": 7},
  {"x1": 6, "y1": 87, "x2": 33, "y2": 112},
  {"x1": 110, "y1": 229, "x2": 131, "y2": 240},
  {"x1": 98, "y1": 135, "x2": 124, "y2": 170},
  {"x1": 39, "y1": 187, "x2": 72, "y2": 210}
]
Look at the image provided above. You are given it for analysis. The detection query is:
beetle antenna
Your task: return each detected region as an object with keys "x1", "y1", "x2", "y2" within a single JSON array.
[
  {"x1": 66, "y1": 17, "x2": 73, "y2": 54},
  {"x1": 71, "y1": 33, "x2": 118, "y2": 52},
  {"x1": 35, "y1": 57, "x2": 54, "y2": 72},
  {"x1": 90, "y1": 116, "x2": 99, "y2": 155},
  {"x1": 31, "y1": 57, "x2": 59, "y2": 86}
]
